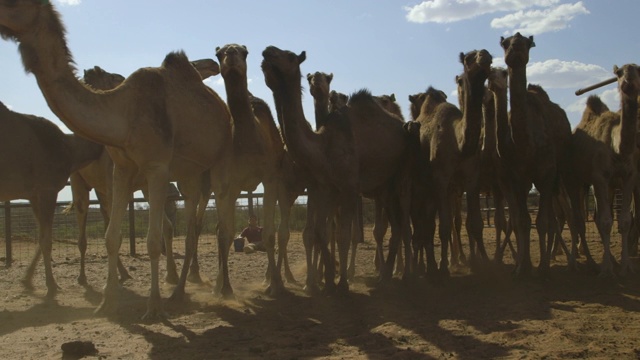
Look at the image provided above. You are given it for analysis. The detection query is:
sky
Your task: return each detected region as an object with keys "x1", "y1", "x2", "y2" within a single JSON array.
[{"x1": 1, "y1": 0, "x2": 638, "y2": 202}]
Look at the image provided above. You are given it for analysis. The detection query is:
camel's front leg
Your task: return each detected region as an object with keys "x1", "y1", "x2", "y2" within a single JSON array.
[{"x1": 96, "y1": 165, "x2": 134, "y2": 315}]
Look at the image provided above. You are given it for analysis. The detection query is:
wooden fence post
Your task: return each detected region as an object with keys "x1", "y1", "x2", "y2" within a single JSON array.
[
  {"x1": 248, "y1": 191, "x2": 254, "y2": 216},
  {"x1": 129, "y1": 200, "x2": 136, "y2": 256},
  {"x1": 4, "y1": 201, "x2": 11, "y2": 267}
]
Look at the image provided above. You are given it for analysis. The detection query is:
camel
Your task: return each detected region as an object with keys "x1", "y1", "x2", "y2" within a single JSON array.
[
  {"x1": 262, "y1": 46, "x2": 414, "y2": 293},
  {"x1": 0, "y1": 100, "x2": 110, "y2": 298},
  {"x1": 410, "y1": 49, "x2": 492, "y2": 279},
  {"x1": 453, "y1": 69, "x2": 513, "y2": 264},
  {"x1": 307, "y1": 71, "x2": 333, "y2": 130},
  {"x1": 565, "y1": 63, "x2": 640, "y2": 276},
  {"x1": 309, "y1": 76, "x2": 407, "y2": 280},
  {"x1": 174, "y1": 43, "x2": 289, "y2": 297},
  {"x1": 497, "y1": 33, "x2": 573, "y2": 277},
  {"x1": 0, "y1": 2, "x2": 236, "y2": 319}
]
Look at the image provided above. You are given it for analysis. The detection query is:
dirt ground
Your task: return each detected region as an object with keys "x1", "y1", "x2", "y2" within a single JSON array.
[{"x1": 2, "y1": 225, "x2": 640, "y2": 360}]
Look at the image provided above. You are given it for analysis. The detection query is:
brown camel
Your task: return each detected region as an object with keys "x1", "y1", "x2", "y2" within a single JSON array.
[
  {"x1": 262, "y1": 46, "x2": 414, "y2": 293},
  {"x1": 410, "y1": 49, "x2": 492, "y2": 279},
  {"x1": 566, "y1": 63, "x2": 640, "y2": 276},
  {"x1": 307, "y1": 71, "x2": 333, "y2": 130},
  {"x1": 0, "y1": 101, "x2": 109, "y2": 298},
  {"x1": 71, "y1": 66, "x2": 189, "y2": 286},
  {"x1": 498, "y1": 33, "x2": 573, "y2": 277},
  {"x1": 0, "y1": 2, "x2": 236, "y2": 319},
  {"x1": 184, "y1": 43, "x2": 289, "y2": 297},
  {"x1": 309, "y1": 75, "x2": 407, "y2": 280}
]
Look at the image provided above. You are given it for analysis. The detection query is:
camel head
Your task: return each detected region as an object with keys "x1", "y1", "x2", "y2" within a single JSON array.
[
  {"x1": 500, "y1": 32, "x2": 535, "y2": 68},
  {"x1": 190, "y1": 58, "x2": 220, "y2": 80},
  {"x1": 82, "y1": 66, "x2": 125, "y2": 91},
  {"x1": 409, "y1": 92, "x2": 427, "y2": 120},
  {"x1": 459, "y1": 49, "x2": 493, "y2": 77},
  {"x1": 487, "y1": 67, "x2": 508, "y2": 94},
  {"x1": 216, "y1": 44, "x2": 248, "y2": 80},
  {"x1": 261, "y1": 46, "x2": 306, "y2": 92},
  {"x1": 0, "y1": 0, "x2": 53, "y2": 40},
  {"x1": 329, "y1": 90, "x2": 349, "y2": 112},
  {"x1": 614, "y1": 64, "x2": 640, "y2": 98},
  {"x1": 307, "y1": 72, "x2": 333, "y2": 99}
]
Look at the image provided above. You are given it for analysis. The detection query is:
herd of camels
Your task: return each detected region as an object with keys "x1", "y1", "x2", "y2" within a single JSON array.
[{"x1": 1, "y1": 2, "x2": 639, "y2": 320}]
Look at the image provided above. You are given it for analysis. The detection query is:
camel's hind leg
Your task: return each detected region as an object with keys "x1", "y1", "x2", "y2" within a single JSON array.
[{"x1": 23, "y1": 191, "x2": 59, "y2": 298}]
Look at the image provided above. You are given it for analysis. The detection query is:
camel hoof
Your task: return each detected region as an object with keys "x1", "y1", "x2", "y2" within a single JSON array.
[
  {"x1": 167, "y1": 287, "x2": 185, "y2": 303},
  {"x1": 336, "y1": 280, "x2": 349, "y2": 295},
  {"x1": 304, "y1": 282, "x2": 322, "y2": 296},
  {"x1": 217, "y1": 285, "x2": 234, "y2": 299},
  {"x1": 165, "y1": 272, "x2": 179, "y2": 285},
  {"x1": 322, "y1": 282, "x2": 337, "y2": 296},
  {"x1": 20, "y1": 278, "x2": 34, "y2": 292},
  {"x1": 77, "y1": 274, "x2": 88, "y2": 286},
  {"x1": 187, "y1": 271, "x2": 203, "y2": 284},
  {"x1": 265, "y1": 282, "x2": 288, "y2": 297},
  {"x1": 119, "y1": 273, "x2": 133, "y2": 284},
  {"x1": 284, "y1": 272, "x2": 297, "y2": 284},
  {"x1": 141, "y1": 308, "x2": 167, "y2": 321},
  {"x1": 512, "y1": 264, "x2": 533, "y2": 280}
]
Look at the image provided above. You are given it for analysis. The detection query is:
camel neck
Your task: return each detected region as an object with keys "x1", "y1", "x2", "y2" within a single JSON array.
[
  {"x1": 618, "y1": 90, "x2": 639, "y2": 156},
  {"x1": 507, "y1": 65, "x2": 530, "y2": 147},
  {"x1": 460, "y1": 72, "x2": 487, "y2": 157},
  {"x1": 271, "y1": 73, "x2": 318, "y2": 167},
  {"x1": 17, "y1": 11, "x2": 128, "y2": 147},
  {"x1": 222, "y1": 72, "x2": 258, "y2": 135},
  {"x1": 492, "y1": 87, "x2": 509, "y2": 157},
  {"x1": 313, "y1": 94, "x2": 329, "y2": 131},
  {"x1": 482, "y1": 92, "x2": 496, "y2": 153}
]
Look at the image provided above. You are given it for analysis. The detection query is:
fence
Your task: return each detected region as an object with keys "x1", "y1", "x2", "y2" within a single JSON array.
[{"x1": 0, "y1": 188, "x2": 603, "y2": 268}]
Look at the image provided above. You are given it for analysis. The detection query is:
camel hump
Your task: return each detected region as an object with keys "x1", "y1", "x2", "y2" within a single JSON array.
[
  {"x1": 0, "y1": 100, "x2": 9, "y2": 113},
  {"x1": 527, "y1": 83, "x2": 550, "y2": 100},
  {"x1": 585, "y1": 95, "x2": 609, "y2": 116},
  {"x1": 162, "y1": 51, "x2": 200, "y2": 80},
  {"x1": 347, "y1": 88, "x2": 375, "y2": 105}
]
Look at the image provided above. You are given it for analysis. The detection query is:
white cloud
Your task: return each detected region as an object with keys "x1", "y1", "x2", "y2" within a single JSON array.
[
  {"x1": 405, "y1": 1, "x2": 588, "y2": 36},
  {"x1": 56, "y1": 0, "x2": 82, "y2": 5},
  {"x1": 491, "y1": 2, "x2": 589, "y2": 35},
  {"x1": 405, "y1": 0, "x2": 559, "y2": 24},
  {"x1": 203, "y1": 77, "x2": 224, "y2": 87},
  {"x1": 526, "y1": 59, "x2": 610, "y2": 89}
]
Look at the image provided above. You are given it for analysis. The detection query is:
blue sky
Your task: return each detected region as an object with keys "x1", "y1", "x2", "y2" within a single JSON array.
[{"x1": 1, "y1": 0, "x2": 638, "y2": 201}]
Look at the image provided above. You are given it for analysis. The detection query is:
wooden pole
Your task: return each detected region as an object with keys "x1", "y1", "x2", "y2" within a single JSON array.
[
  {"x1": 4, "y1": 201, "x2": 11, "y2": 267},
  {"x1": 575, "y1": 77, "x2": 617, "y2": 96},
  {"x1": 129, "y1": 200, "x2": 136, "y2": 256}
]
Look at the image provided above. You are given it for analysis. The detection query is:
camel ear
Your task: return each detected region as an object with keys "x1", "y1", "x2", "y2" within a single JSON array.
[
  {"x1": 529, "y1": 36, "x2": 536, "y2": 48},
  {"x1": 306, "y1": 73, "x2": 312, "y2": 81},
  {"x1": 459, "y1": 52, "x2": 465, "y2": 64},
  {"x1": 327, "y1": 73, "x2": 333, "y2": 83},
  {"x1": 499, "y1": 36, "x2": 506, "y2": 48},
  {"x1": 390, "y1": 93, "x2": 396, "y2": 102},
  {"x1": 298, "y1": 51, "x2": 306, "y2": 64},
  {"x1": 409, "y1": 94, "x2": 416, "y2": 103},
  {"x1": 613, "y1": 65, "x2": 620, "y2": 75}
]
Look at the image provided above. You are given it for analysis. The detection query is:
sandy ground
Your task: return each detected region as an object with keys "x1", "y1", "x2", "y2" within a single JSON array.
[{"x1": 2, "y1": 226, "x2": 640, "y2": 359}]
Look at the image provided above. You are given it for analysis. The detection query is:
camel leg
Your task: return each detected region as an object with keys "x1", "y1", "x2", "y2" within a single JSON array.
[
  {"x1": 263, "y1": 181, "x2": 285, "y2": 296},
  {"x1": 336, "y1": 194, "x2": 356, "y2": 294},
  {"x1": 592, "y1": 181, "x2": 614, "y2": 277},
  {"x1": 96, "y1": 187, "x2": 130, "y2": 283},
  {"x1": 277, "y1": 193, "x2": 296, "y2": 284},
  {"x1": 373, "y1": 200, "x2": 387, "y2": 274},
  {"x1": 96, "y1": 165, "x2": 134, "y2": 315},
  {"x1": 23, "y1": 192, "x2": 59, "y2": 298},
  {"x1": 213, "y1": 188, "x2": 237, "y2": 298},
  {"x1": 566, "y1": 185, "x2": 595, "y2": 272},
  {"x1": 493, "y1": 187, "x2": 508, "y2": 263},
  {"x1": 71, "y1": 173, "x2": 91, "y2": 286},
  {"x1": 618, "y1": 175, "x2": 636, "y2": 276},
  {"x1": 436, "y1": 187, "x2": 453, "y2": 278},
  {"x1": 450, "y1": 193, "x2": 464, "y2": 267},
  {"x1": 535, "y1": 187, "x2": 553, "y2": 277},
  {"x1": 347, "y1": 209, "x2": 362, "y2": 281},
  {"x1": 162, "y1": 212, "x2": 178, "y2": 284},
  {"x1": 188, "y1": 176, "x2": 210, "y2": 284},
  {"x1": 505, "y1": 184, "x2": 533, "y2": 278},
  {"x1": 139, "y1": 166, "x2": 171, "y2": 320},
  {"x1": 466, "y1": 187, "x2": 487, "y2": 270}
]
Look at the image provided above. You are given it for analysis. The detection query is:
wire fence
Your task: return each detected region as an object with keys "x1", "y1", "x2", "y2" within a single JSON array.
[{"x1": 0, "y1": 188, "x2": 606, "y2": 268}]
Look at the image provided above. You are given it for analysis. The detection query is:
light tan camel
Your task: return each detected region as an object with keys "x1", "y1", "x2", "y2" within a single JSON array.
[
  {"x1": 71, "y1": 66, "x2": 192, "y2": 286},
  {"x1": 498, "y1": 33, "x2": 573, "y2": 277},
  {"x1": 410, "y1": 49, "x2": 492, "y2": 279},
  {"x1": 0, "y1": 101, "x2": 108, "y2": 298},
  {"x1": 0, "y1": 2, "x2": 236, "y2": 319},
  {"x1": 183, "y1": 43, "x2": 289, "y2": 297},
  {"x1": 262, "y1": 46, "x2": 414, "y2": 293},
  {"x1": 566, "y1": 63, "x2": 640, "y2": 276}
]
